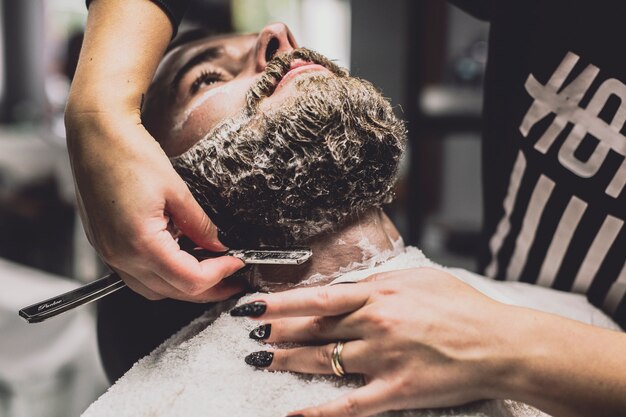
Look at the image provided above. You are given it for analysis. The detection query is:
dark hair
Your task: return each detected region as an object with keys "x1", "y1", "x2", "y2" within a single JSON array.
[{"x1": 173, "y1": 71, "x2": 406, "y2": 247}]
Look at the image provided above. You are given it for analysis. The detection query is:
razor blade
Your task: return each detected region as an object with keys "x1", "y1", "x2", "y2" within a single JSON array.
[{"x1": 19, "y1": 247, "x2": 311, "y2": 324}]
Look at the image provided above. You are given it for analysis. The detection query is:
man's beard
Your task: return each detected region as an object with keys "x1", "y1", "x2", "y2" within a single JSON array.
[{"x1": 172, "y1": 48, "x2": 406, "y2": 247}]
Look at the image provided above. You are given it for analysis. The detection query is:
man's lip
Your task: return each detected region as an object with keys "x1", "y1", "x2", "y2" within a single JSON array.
[{"x1": 274, "y1": 60, "x2": 330, "y2": 91}]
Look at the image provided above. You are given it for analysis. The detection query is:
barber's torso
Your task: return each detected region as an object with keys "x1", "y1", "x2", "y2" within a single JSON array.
[{"x1": 452, "y1": 0, "x2": 626, "y2": 328}]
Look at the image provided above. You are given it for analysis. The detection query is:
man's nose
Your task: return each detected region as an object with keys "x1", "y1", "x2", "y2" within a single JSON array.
[{"x1": 254, "y1": 23, "x2": 298, "y2": 72}]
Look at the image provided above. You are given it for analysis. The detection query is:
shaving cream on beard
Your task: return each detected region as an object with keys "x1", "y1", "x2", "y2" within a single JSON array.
[{"x1": 172, "y1": 87, "x2": 405, "y2": 248}]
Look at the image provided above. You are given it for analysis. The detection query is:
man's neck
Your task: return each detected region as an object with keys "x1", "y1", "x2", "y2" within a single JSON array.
[{"x1": 248, "y1": 209, "x2": 403, "y2": 291}]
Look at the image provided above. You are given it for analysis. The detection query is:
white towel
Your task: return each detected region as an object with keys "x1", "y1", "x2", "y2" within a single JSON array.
[{"x1": 82, "y1": 247, "x2": 618, "y2": 417}]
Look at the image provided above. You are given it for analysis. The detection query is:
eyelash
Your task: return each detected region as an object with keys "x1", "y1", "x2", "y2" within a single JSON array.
[{"x1": 190, "y1": 70, "x2": 223, "y2": 94}]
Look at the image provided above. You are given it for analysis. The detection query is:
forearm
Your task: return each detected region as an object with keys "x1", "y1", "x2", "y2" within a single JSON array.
[
  {"x1": 66, "y1": 0, "x2": 172, "y2": 122},
  {"x1": 495, "y1": 306, "x2": 626, "y2": 417}
]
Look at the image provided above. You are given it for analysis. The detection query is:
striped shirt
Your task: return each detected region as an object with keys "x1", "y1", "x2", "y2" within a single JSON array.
[{"x1": 452, "y1": 0, "x2": 626, "y2": 328}]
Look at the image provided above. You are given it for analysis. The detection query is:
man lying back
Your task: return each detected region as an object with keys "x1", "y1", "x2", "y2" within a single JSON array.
[
  {"x1": 97, "y1": 21, "x2": 407, "y2": 380},
  {"x1": 89, "y1": 23, "x2": 619, "y2": 417},
  {"x1": 146, "y1": 22, "x2": 406, "y2": 287}
]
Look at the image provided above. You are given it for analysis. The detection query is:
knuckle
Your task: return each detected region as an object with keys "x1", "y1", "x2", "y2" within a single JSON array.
[
  {"x1": 315, "y1": 345, "x2": 333, "y2": 369},
  {"x1": 340, "y1": 396, "x2": 361, "y2": 417},
  {"x1": 389, "y1": 376, "x2": 413, "y2": 402},
  {"x1": 309, "y1": 316, "x2": 330, "y2": 337},
  {"x1": 204, "y1": 217, "x2": 218, "y2": 235},
  {"x1": 182, "y1": 280, "x2": 207, "y2": 297},
  {"x1": 194, "y1": 212, "x2": 210, "y2": 232},
  {"x1": 362, "y1": 307, "x2": 396, "y2": 334},
  {"x1": 271, "y1": 350, "x2": 287, "y2": 369},
  {"x1": 313, "y1": 288, "x2": 332, "y2": 310},
  {"x1": 372, "y1": 285, "x2": 398, "y2": 298}
]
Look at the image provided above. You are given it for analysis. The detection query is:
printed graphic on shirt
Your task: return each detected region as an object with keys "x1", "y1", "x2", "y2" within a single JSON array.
[{"x1": 486, "y1": 52, "x2": 626, "y2": 316}]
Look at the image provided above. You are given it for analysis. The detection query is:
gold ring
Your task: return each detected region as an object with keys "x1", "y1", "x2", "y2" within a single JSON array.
[{"x1": 331, "y1": 341, "x2": 346, "y2": 377}]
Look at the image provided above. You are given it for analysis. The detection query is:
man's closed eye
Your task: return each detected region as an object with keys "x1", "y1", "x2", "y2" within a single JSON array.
[{"x1": 191, "y1": 69, "x2": 225, "y2": 95}]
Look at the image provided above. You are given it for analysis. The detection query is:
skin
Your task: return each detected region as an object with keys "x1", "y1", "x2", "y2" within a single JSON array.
[{"x1": 243, "y1": 272, "x2": 626, "y2": 417}]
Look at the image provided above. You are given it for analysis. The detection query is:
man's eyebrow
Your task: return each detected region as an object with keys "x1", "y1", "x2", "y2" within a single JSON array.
[{"x1": 171, "y1": 46, "x2": 222, "y2": 94}]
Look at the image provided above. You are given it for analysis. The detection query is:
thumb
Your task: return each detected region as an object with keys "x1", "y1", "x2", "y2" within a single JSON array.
[{"x1": 167, "y1": 188, "x2": 228, "y2": 252}]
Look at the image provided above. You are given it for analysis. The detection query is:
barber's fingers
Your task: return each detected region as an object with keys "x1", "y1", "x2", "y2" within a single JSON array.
[
  {"x1": 186, "y1": 275, "x2": 249, "y2": 302},
  {"x1": 121, "y1": 267, "x2": 248, "y2": 302},
  {"x1": 146, "y1": 228, "x2": 244, "y2": 296},
  {"x1": 286, "y1": 380, "x2": 394, "y2": 417},
  {"x1": 248, "y1": 341, "x2": 370, "y2": 375},
  {"x1": 254, "y1": 315, "x2": 362, "y2": 344},
  {"x1": 118, "y1": 271, "x2": 165, "y2": 301},
  {"x1": 360, "y1": 269, "x2": 403, "y2": 283},
  {"x1": 152, "y1": 270, "x2": 248, "y2": 302},
  {"x1": 233, "y1": 284, "x2": 371, "y2": 320},
  {"x1": 166, "y1": 187, "x2": 227, "y2": 252}
]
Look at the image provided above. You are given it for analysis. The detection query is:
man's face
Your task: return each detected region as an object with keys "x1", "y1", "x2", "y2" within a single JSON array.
[
  {"x1": 144, "y1": 23, "x2": 335, "y2": 156},
  {"x1": 144, "y1": 23, "x2": 406, "y2": 246}
]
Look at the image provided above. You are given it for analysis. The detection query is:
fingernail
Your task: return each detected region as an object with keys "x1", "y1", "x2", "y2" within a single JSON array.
[
  {"x1": 286, "y1": 414, "x2": 304, "y2": 417},
  {"x1": 249, "y1": 323, "x2": 271, "y2": 340},
  {"x1": 244, "y1": 351, "x2": 273, "y2": 367},
  {"x1": 230, "y1": 301, "x2": 266, "y2": 317}
]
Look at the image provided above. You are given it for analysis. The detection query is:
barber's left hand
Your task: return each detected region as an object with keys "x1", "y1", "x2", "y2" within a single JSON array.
[{"x1": 236, "y1": 268, "x2": 516, "y2": 417}]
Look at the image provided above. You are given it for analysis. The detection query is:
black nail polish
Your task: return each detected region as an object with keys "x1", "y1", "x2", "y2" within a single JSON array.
[
  {"x1": 245, "y1": 351, "x2": 273, "y2": 367},
  {"x1": 230, "y1": 301, "x2": 266, "y2": 317},
  {"x1": 286, "y1": 415, "x2": 304, "y2": 417},
  {"x1": 249, "y1": 323, "x2": 271, "y2": 340}
]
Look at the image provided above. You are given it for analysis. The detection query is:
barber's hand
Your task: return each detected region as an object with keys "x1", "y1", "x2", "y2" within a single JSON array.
[
  {"x1": 238, "y1": 268, "x2": 513, "y2": 417},
  {"x1": 64, "y1": 0, "x2": 245, "y2": 302},
  {"x1": 67, "y1": 114, "x2": 245, "y2": 302}
]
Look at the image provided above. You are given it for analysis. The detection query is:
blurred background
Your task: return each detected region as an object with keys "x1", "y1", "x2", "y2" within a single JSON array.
[{"x1": 0, "y1": 0, "x2": 487, "y2": 416}]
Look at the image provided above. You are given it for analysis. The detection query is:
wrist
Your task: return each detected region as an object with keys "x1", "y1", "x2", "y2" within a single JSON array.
[
  {"x1": 65, "y1": 85, "x2": 144, "y2": 119},
  {"x1": 64, "y1": 109, "x2": 151, "y2": 164},
  {"x1": 65, "y1": 106, "x2": 131, "y2": 140},
  {"x1": 482, "y1": 305, "x2": 569, "y2": 404},
  {"x1": 474, "y1": 303, "x2": 543, "y2": 401}
]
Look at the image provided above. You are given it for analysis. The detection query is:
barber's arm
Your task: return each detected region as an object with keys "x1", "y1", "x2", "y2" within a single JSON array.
[
  {"x1": 236, "y1": 268, "x2": 626, "y2": 417},
  {"x1": 65, "y1": 0, "x2": 244, "y2": 302}
]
